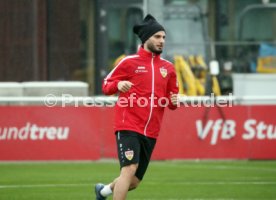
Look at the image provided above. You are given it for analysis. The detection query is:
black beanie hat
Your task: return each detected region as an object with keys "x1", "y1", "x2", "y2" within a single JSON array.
[{"x1": 133, "y1": 14, "x2": 165, "y2": 44}]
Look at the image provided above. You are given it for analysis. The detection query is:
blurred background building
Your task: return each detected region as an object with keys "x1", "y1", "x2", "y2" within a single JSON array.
[{"x1": 0, "y1": 0, "x2": 276, "y2": 95}]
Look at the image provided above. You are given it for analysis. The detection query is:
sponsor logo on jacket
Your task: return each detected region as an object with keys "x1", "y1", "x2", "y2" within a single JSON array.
[{"x1": 135, "y1": 66, "x2": 148, "y2": 73}]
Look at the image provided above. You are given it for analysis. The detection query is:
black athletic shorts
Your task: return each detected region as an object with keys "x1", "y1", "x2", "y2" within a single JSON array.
[{"x1": 115, "y1": 130, "x2": 156, "y2": 180}]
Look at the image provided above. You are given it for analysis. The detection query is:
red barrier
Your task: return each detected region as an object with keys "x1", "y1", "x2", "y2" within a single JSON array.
[
  {"x1": 0, "y1": 107, "x2": 103, "y2": 160},
  {"x1": 154, "y1": 106, "x2": 276, "y2": 160},
  {"x1": 0, "y1": 105, "x2": 276, "y2": 160}
]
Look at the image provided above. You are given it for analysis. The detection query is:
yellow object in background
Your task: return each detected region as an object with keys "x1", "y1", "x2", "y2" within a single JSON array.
[
  {"x1": 174, "y1": 55, "x2": 197, "y2": 95},
  {"x1": 174, "y1": 55, "x2": 221, "y2": 96},
  {"x1": 195, "y1": 79, "x2": 205, "y2": 96},
  {"x1": 212, "y1": 76, "x2": 221, "y2": 96},
  {"x1": 257, "y1": 56, "x2": 276, "y2": 73},
  {"x1": 113, "y1": 54, "x2": 126, "y2": 67},
  {"x1": 195, "y1": 55, "x2": 207, "y2": 70}
]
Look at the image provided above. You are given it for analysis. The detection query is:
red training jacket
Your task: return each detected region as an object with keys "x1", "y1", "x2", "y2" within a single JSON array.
[{"x1": 102, "y1": 47, "x2": 179, "y2": 139}]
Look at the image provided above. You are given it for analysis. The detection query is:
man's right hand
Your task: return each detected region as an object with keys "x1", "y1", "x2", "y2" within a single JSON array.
[{"x1": 117, "y1": 81, "x2": 133, "y2": 93}]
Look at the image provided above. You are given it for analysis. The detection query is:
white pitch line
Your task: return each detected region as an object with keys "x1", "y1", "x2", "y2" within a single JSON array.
[
  {"x1": 131, "y1": 199, "x2": 235, "y2": 200},
  {"x1": 0, "y1": 183, "x2": 91, "y2": 189},
  {"x1": 152, "y1": 162, "x2": 276, "y2": 172},
  {"x1": 146, "y1": 181, "x2": 276, "y2": 185},
  {"x1": 1, "y1": 181, "x2": 276, "y2": 190}
]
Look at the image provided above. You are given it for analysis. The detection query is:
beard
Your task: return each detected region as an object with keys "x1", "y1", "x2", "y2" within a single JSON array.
[{"x1": 146, "y1": 42, "x2": 163, "y2": 54}]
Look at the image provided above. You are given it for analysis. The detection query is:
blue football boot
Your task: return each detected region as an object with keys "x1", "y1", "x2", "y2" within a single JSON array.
[{"x1": 95, "y1": 183, "x2": 106, "y2": 200}]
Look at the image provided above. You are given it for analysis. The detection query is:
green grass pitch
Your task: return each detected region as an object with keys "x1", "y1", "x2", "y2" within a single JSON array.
[{"x1": 0, "y1": 160, "x2": 276, "y2": 200}]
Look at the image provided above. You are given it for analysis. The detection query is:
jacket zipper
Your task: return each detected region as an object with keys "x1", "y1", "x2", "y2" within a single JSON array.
[{"x1": 144, "y1": 54, "x2": 155, "y2": 136}]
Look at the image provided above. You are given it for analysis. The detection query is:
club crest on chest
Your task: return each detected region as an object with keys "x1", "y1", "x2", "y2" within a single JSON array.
[{"x1": 160, "y1": 67, "x2": 167, "y2": 78}]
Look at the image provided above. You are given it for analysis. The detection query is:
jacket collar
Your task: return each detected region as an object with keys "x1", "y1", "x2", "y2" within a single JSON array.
[{"x1": 137, "y1": 46, "x2": 161, "y2": 59}]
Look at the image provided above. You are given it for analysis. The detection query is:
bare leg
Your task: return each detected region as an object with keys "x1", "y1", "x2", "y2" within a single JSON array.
[
  {"x1": 100, "y1": 165, "x2": 140, "y2": 198},
  {"x1": 110, "y1": 175, "x2": 140, "y2": 192},
  {"x1": 129, "y1": 176, "x2": 140, "y2": 191},
  {"x1": 112, "y1": 164, "x2": 138, "y2": 200}
]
